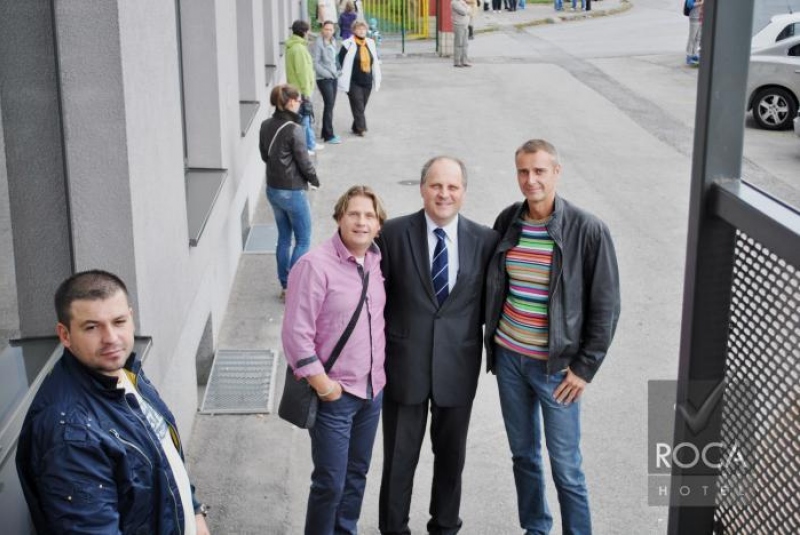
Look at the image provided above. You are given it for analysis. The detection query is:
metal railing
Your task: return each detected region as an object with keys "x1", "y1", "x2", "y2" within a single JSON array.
[
  {"x1": 668, "y1": 0, "x2": 800, "y2": 533},
  {"x1": 362, "y1": 0, "x2": 431, "y2": 38}
]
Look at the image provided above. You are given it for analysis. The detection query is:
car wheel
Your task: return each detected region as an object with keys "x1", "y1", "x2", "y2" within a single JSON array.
[{"x1": 752, "y1": 87, "x2": 798, "y2": 130}]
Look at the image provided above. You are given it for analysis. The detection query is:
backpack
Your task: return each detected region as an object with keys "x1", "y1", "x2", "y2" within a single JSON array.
[{"x1": 683, "y1": 0, "x2": 694, "y2": 16}]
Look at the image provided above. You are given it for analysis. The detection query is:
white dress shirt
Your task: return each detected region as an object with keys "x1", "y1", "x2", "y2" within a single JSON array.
[{"x1": 425, "y1": 213, "x2": 459, "y2": 292}]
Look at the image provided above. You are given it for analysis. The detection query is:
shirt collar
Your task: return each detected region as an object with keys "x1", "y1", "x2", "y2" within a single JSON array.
[
  {"x1": 332, "y1": 230, "x2": 380, "y2": 263},
  {"x1": 424, "y1": 212, "x2": 459, "y2": 240}
]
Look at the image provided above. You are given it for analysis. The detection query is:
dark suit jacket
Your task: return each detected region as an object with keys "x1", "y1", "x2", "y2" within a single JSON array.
[{"x1": 378, "y1": 210, "x2": 499, "y2": 407}]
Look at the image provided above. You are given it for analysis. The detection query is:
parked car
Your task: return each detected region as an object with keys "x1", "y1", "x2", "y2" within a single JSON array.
[
  {"x1": 747, "y1": 35, "x2": 800, "y2": 130},
  {"x1": 752, "y1": 12, "x2": 800, "y2": 51},
  {"x1": 794, "y1": 112, "x2": 800, "y2": 137}
]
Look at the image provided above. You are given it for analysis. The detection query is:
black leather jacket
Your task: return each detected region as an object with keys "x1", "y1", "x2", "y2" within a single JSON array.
[
  {"x1": 484, "y1": 196, "x2": 621, "y2": 382},
  {"x1": 259, "y1": 110, "x2": 319, "y2": 190}
]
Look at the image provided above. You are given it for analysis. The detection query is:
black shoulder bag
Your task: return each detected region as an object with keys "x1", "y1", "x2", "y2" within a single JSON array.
[{"x1": 278, "y1": 271, "x2": 370, "y2": 428}]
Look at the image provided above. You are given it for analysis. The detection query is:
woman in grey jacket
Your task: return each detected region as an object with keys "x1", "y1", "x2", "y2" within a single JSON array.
[
  {"x1": 313, "y1": 20, "x2": 341, "y2": 144},
  {"x1": 259, "y1": 84, "x2": 320, "y2": 299}
]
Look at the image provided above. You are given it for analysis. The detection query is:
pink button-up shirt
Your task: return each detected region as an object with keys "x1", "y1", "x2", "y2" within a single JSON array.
[{"x1": 282, "y1": 231, "x2": 386, "y2": 399}]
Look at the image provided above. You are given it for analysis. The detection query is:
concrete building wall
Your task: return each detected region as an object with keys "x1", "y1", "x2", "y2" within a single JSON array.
[
  {"x1": 0, "y1": 0, "x2": 296, "y2": 439},
  {"x1": 0, "y1": 0, "x2": 73, "y2": 337}
]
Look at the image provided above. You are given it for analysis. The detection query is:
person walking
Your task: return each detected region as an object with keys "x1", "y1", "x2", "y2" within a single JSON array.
[
  {"x1": 484, "y1": 139, "x2": 621, "y2": 535},
  {"x1": 466, "y1": 0, "x2": 479, "y2": 40},
  {"x1": 313, "y1": 20, "x2": 342, "y2": 145},
  {"x1": 338, "y1": 0, "x2": 358, "y2": 40},
  {"x1": 16, "y1": 270, "x2": 211, "y2": 535},
  {"x1": 452, "y1": 0, "x2": 472, "y2": 67},
  {"x1": 282, "y1": 185, "x2": 388, "y2": 535},
  {"x1": 338, "y1": 20, "x2": 381, "y2": 137},
  {"x1": 685, "y1": 0, "x2": 704, "y2": 66},
  {"x1": 285, "y1": 20, "x2": 321, "y2": 154},
  {"x1": 377, "y1": 156, "x2": 498, "y2": 535},
  {"x1": 259, "y1": 84, "x2": 320, "y2": 301}
]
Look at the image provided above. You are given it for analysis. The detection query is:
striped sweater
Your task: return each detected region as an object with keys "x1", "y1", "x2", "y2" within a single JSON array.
[{"x1": 494, "y1": 219, "x2": 554, "y2": 359}]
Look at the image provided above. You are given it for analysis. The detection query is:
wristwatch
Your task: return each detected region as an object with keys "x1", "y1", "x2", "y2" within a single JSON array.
[{"x1": 196, "y1": 503, "x2": 210, "y2": 517}]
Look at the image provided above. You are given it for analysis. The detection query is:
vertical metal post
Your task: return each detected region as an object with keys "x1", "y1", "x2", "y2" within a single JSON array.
[{"x1": 668, "y1": 0, "x2": 755, "y2": 533}]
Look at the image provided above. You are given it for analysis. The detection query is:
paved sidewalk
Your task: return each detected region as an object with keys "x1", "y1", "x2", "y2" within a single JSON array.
[{"x1": 186, "y1": 1, "x2": 677, "y2": 533}]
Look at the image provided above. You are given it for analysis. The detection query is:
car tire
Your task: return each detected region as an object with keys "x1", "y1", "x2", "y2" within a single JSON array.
[{"x1": 752, "y1": 87, "x2": 798, "y2": 130}]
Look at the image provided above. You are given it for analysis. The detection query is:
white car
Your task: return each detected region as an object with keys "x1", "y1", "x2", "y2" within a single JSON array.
[
  {"x1": 747, "y1": 35, "x2": 800, "y2": 130},
  {"x1": 752, "y1": 12, "x2": 800, "y2": 51},
  {"x1": 794, "y1": 112, "x2": 800, "y2": 137}
]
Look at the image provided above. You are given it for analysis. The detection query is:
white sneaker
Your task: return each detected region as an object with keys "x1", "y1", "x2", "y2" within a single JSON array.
[
  {"x1": 308, "y1": 150, "x2": 316, "y2": 156},
  {"x1": 315, "y1": 143, "x2": 325, "y2": 151}
]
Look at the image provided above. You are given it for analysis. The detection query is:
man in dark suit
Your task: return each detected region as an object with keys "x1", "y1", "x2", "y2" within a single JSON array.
[{"x1": 377, "y1": 156, "x2": 498, "y2": 535}]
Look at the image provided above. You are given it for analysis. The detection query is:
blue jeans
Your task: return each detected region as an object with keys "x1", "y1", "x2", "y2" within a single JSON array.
[
  {"x1": 554, "y1": 0, "x2": 563, "y2": 10},
  {"x1": 571, "y1": 0, "x2": 584, "y2": 8},
  {"x1": 306, "y1": 391, "x2": 383, "y2": 535},
  {"x1": 518, "y1": 0, "x2": 526, "y2": 8},
  {"x1": 266, "y1": 187, "x2": 312, "y2": 289},
  {"x1": 302, "y1": 113, "x2": 316, "y2": 151},
  {"x1": 494, "y1": 345, "x2": 591, "y2": 535}
]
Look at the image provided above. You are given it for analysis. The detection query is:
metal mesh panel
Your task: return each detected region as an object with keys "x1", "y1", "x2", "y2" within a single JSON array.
[
  {"x1": 200, "y1": 349, "x2": 278, "y2": 414},
  {"x1": 714, "y1": 232, "x2": 800, "y2": 534}
]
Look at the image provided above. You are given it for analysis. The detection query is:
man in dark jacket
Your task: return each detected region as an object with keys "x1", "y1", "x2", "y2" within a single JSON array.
[
  {"x1": 377, "y1": 156, "x2": 498, "y2": 535},
  {"x1": 16, "y1": 270, "x2": 210, "y2": 535},
  {"x1": 484, "y1": 139, "x2": 620, "y2": 535}
]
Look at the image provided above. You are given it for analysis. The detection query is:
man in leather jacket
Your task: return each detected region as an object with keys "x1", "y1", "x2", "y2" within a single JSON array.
[
  {"x1": 16, "y1": 270, "x2": 210, "y2": 535},
  {"x1": 484, "y1": 139, "x2": 620, "y2": 535}
]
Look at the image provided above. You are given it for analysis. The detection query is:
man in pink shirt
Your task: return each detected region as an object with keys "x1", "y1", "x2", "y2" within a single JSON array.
[{"x1": 282, "y1": 185, "x2": 388, "y2": 535}]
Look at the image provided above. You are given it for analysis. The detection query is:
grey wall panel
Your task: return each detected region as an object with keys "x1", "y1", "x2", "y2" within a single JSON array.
[
  {"x1": 0, "y1": 0, "x2": 73, "y2": 336},
  {"x1": 52, "y1": 0, "x2": 138, "y2": 302}
]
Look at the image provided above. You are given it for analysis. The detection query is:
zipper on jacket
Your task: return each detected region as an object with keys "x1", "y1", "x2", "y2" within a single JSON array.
[{"x1": 109, "y1": 428, "x2": 153, "y2": 469}]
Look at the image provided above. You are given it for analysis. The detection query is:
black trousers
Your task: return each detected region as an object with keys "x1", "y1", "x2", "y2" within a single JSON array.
[
  {"x1": 379, "y1": 396, "x2": 473, "y2": 535},
  {"x1": 492, "y1": 0, "x2": 502, "y2": 9},
  {"x1": 316, "y1": 78, "x2": 337, "y2": 141},
  {"x1": 347, "y1": 82, "x2": 372, "y2": 134}
]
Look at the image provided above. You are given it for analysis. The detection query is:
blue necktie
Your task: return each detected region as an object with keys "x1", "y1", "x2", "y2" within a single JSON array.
[{"x1": 432, "y1": 228, "x2": 449, "y2": 306}]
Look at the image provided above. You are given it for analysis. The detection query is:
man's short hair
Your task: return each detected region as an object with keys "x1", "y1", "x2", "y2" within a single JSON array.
[
  {"x1": 54, "y1": 270, "x2": 129, "y2": 326},
  {"x1": 419, "y1": 156, "x2": 468, "y2": 188},
  {"x1": 333, "y1": 185, "x2": 388, "y2": 225},
  {"x1": 515, "y1": 139, "x2": 561, "y2": 166},
  {"x1": 291, "y1": 19, "x2": 310, "y2": 36}
]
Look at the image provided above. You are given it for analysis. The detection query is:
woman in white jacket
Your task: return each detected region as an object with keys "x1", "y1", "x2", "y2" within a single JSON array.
[{"x1": 337, "y1": 20, "x2": 381, "y2": 137}]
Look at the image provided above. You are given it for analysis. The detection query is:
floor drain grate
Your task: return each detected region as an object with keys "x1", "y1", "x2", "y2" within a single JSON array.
[
  {"x1": 243, "y1": 224, "x2": 277, "y2": 254},
  {"x1": 200, "y1": 349, "x2": 278, "y2": 414}
]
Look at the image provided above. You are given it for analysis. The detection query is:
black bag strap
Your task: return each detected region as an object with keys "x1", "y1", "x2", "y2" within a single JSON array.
[{"x1": 324, "y1": 268, "x2": 370, "y2": 373}]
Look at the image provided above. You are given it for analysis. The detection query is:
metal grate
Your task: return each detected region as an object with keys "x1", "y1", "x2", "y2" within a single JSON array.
[
  {"x1": 713, "y1": 232, "x2": 800, "y2": 534},
  {"x1": 243, "y1": 224, "x2": 277, "y2": 254},
  {"x1": 199, "y1": 349, "x2": 278, "y2": 414}
]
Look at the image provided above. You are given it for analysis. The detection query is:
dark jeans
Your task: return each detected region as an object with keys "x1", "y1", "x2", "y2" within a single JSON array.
[
  {"x1": 347, "y1": 83, "x2": 372, "y2": 134},
  {"x1": 316, "y1": 78, "x2": 338, "y2": 141},
  {"x1": 306, "y1": 391, "x2": 383, "y2": 535}
]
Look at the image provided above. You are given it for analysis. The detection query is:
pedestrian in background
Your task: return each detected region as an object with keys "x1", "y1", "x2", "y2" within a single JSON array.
[
  {"x1": 339, "y1": 1, "x2": 358, "y2": 40},
  {"x1": 313, "y1": 20, "x2": 342, "y2": 145},
  {"x1": 338, "y1": 20, "x2": 382, "y2": 137},
  {"x1": 466, "y1": 0, "x2": 479, "y2": 40},
  {"x1": 259, "y1": 84, "x2": 320, "y2": 301},
  {"x1": 485, "y1": 139, "x2": 620, "y2": 535},
  {"x1": 685, "y1": 0, "x2": 704, "y2": 66},
  {"x1": 282, "y1": 185, "x2": 387, "y2": 535},
  {"x1": 452, "y1": 0, "x2": 472, "y2": 67},
  {"x1": 317, "y1": 0, "x2": 337, "y2": 25},
  {"x1": 285, "y1": 20, "x2": 321, "y2": 154},
  {"x1": 554, "y1": 0, "x2": 564, "y2": 11}
]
